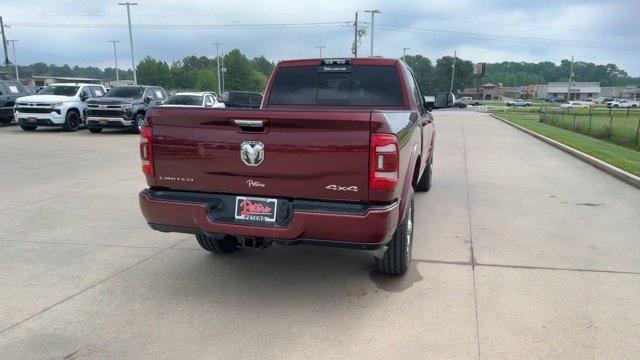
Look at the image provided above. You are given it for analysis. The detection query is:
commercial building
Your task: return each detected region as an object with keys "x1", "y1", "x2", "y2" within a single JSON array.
[
  {"x1": 546, "y1": 82, "x2": 600, "y2": 101},
  {"x1": 601, "y1": 86, "x2": 639, "y2": 100},
  {"x1": 20, "y1": 76, "x2": 105, "y2": 87}
]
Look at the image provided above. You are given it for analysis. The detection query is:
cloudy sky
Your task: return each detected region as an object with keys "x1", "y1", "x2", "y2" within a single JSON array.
[{"x1": 3, "y1": 0, "x2": 639, "y2": 75}]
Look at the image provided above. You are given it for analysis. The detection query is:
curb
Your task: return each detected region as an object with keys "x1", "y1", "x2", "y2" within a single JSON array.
[{"x1": 490, "y1": 113, "x2": 640, "y2": 190}]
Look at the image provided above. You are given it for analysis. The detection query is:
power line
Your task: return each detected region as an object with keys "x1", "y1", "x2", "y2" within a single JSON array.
[
  {"x1": 376, "y1": 24, "x2": 639, "y2": 51},
  {"x1": 384, "y1": 12, "x2": 628, "y2": 35},
  {"x1": 7, "y1": 21, "x2": 350, "y2": 30},
  {"x1": 0, "y1": 10, "x2": 356, "y2": 17}
]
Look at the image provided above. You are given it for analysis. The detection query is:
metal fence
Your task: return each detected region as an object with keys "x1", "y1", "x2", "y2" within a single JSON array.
[{"x1": 485, "y1": 106, "x2": 640, "y2": 150}]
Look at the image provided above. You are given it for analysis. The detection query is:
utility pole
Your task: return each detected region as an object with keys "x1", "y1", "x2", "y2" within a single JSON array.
[
  {"x1": 450, "y1": 50, "x2": 457, "y2": 93},
  {"x1": 566, "y1": 55, "x2": 574, "y2": 102},
  {"x1": 221, "y1": 51, "x2": 226, "y2": 93},
  {"x1": 364, "y1": 9, "x2": 380, "y2": 57},
  {"x1": 315, "y1": 45, "x2": 326, "y2": 58},
  {"x1": 0, "y1": 17, "x2": 9, "y2": 66},
  {"x1": 7, "y1": 40, "x2": 18, "y2": 80},
  {"x1": 211, "y1": 42, "x2": 222, "y2": 95},
  {"x1": 119, "y1": 2, "x2": 138, "y2": 85},
  {"x1": 402, "y1": 47, "x2": 410, "y2": 62},
  {"x1": 352, "y1": 11, "x2": 358, "y2": 57},
  {"x1": 109, "y1": 40, "x2": 120, "y2": 83}
]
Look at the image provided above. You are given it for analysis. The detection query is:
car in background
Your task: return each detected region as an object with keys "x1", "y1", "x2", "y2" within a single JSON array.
[
  {"x1": 506, "y1": 99, "x2": 533, "y2": 107},
  {"x1": 545, "y1": 97, "x2": 558, "y2": 103},
  {"x1": 163, "y1": 92, "x2": 225, "y2": 108},
  {"x1": 561, "y1": 101, "x2": 589, "y2": 108},
  {"x1": 85, "y1": 85, "x2": 167, "y2": 133},
  {"x1": 459, "y1": 96, "x2": 481, "y2": 106},
  {"x1": 219, "y1": 91, "x2": 263, "y2": 108},
  {"x1": 0, "y1": 80, "x2": 32, "y2": 124},
  {"x1": 606, "y1": 99, "x2": 639, "y2": 108},
  {"x1": 453, "y1": 99, "x2": 468, "y2": 108},
  {"x1": 14, "y1": 83, "x2": 106, "y2": 131}
]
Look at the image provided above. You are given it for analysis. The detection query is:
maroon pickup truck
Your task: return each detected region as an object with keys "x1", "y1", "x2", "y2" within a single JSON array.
[{"x1": 139, "y1": 58, "x2": 452, "y2": 275}]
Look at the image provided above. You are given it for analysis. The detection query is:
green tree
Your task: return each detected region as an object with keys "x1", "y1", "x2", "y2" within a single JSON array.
[
  {"x1": 194, "y1": 69, "x2": 217, "y2": 91},
  {"x1": 224, "y1": 49, "x2": 268, "y2": 92},
  {"x1": 136, "y1": 56, "x2": 173, "y2": 88},
  {"x1": 404, "y1": 55, "x2": 436, "y2": 95},
  {"x1": 251, "y1": 56, "x2": 275, "y2": 78}
]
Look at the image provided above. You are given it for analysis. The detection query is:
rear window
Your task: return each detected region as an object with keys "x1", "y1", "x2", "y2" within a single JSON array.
[
  {"x1": 165, "y1": 95, "x2": 202, "y2": 106},
  {"x1": 268, "y1": 65, "x2": 404, "y2": 106}
]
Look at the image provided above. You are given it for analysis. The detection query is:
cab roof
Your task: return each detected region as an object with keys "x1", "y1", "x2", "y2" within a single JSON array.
[{"x1": 277, "y1": 58, "x2": 399, "y2": 67}]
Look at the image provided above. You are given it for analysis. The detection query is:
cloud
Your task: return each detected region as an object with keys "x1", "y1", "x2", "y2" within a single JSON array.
[{"x1": 3, "y1": 0, "x2": 639, "y2": 75}]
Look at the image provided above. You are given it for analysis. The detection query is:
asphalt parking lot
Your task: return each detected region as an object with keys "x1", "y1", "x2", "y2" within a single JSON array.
[{"x1": 1, "y1": 112, "x2": 639, "y2": 359}]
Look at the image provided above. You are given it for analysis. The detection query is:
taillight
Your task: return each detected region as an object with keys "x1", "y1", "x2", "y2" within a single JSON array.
[
  {"x1": 370, "y1": 133, "x2": 399, "y2": 190},
  {"x1": 140, "y1": 125, "x2": 154, "y2": 176}
]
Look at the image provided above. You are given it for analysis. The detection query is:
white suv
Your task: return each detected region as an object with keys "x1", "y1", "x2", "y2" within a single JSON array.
[{"x1": 14, "y1": 83, "x2": 106, "y2": 132}]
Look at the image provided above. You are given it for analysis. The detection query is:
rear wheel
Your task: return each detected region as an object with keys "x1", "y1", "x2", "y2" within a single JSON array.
[
  {"x1": 62, "y1": 111, "x2": 81, "y2": 132},
  {"x1": 20, "y1": 125, "x2": 37, "y2": 131},
  {"x1": 416, "y1": 156, "x2": 433, "y2": 192},
  {"x1": 0, "y1": 117, "x2": 12, "y2": 124},
  {"x1": 88, "y1": 127, "x2": 103, "y2": 133},
  {"x1": 376, "y1": 194, "x2": 414, "y2": 275},
  {"x1": 196, "y1": 234, "x2": 240, "y2": 254}
]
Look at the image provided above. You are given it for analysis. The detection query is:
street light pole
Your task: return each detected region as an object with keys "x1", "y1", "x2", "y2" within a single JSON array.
[
  {"x1": 315, "y1": 45, "x2": 326, "y2": 58},
  {"x1": 211, "y1": 42, "x2": 222, "y2": 95},
  {"x1": 118, "y1": 2, "x2": 138, "y2": 85},
  {"x1": 364, "y1": 9, "x2": 380, "y2": 57},
  {"x1": 109, "y1": 40, "x2": 120, "y2": 83},
  {"x1": 7, "y1": 40, "x2": 18, "y2": 80},
  {"x1": 402, "y1": 47, "x2": 410, "y2": 62},
  {"x1": 450, "y1": 50, "x2": 457, "y2": 93}
]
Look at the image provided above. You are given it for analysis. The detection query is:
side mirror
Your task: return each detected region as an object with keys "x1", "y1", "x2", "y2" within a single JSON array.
[
  {"x1": 80, "y1": 95, "x2": 89, "y2": 101},
  {"x1": 144, "y1": 96, "x2": 152, "y2": 103},
  {"x1": 433, "y1": 92, "x2": 454, "y2": 109},
  {"x1": 204, "y1": 102, "x2": 213, "y2": 107}
]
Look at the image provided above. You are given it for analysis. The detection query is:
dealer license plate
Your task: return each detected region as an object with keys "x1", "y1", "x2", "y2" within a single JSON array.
[{"x1": 235, "y1": 196, "x2": 277, "y2": 223}]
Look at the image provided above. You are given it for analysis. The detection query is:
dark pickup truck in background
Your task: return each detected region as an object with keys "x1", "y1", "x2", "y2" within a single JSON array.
[
  {"x1": 85, "y1": 85, "x2": 167, "y2": 133},
  {"x1": 0, "y1": 80, "x2": 32, "y2": 124},
  {"x1": 219, "y1": 91, "x2": 263, "y2": 108},
  {"x1": 139, "y1": 58, "x2": 452, "y2": 275}
]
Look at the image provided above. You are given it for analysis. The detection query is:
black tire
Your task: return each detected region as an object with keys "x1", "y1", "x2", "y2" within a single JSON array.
[
  {"x1": 131, "y1": 113, "x2": 145, "y2": 134},
  {"x1": 416, "y1": 156, "x2": 433, "y2": 192},
  {"x1": 88, "y1": 127, "x2": 103, "y2": 133},
  {"x1": 20, "y1": 125, "x2": 37, "y2": 131},
  {"x1": 0, "y1": 117, "x2": 13, "y2": 124},
  {"x1": 376, "y1": 193, "x2": 414, "y2": 275},
  {"x1": 62, "y1": 110, "x2": 81, "y2": 132},
  {"x1": 195, "y1": 234, "x2": 240, "y2": 254}
]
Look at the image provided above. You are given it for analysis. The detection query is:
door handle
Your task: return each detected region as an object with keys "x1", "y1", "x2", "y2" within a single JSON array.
[{"x1": 233, "y1": 119, "x2": 265, "y2": 128}]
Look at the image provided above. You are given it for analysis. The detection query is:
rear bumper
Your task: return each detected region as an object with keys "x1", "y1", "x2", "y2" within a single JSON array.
[{"x1": 139, "y1": 189, "x2": 399, "y2": 249}]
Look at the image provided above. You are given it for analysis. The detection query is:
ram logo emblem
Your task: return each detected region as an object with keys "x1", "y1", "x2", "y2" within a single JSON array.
[{"x1": 240, "y1": 141, "x2": 264, "y2": 166}]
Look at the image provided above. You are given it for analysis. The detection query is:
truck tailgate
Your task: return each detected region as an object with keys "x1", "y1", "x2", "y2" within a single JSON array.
[{"x1": 149, "y1": 108, "x2": 372, "y2": 202}]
